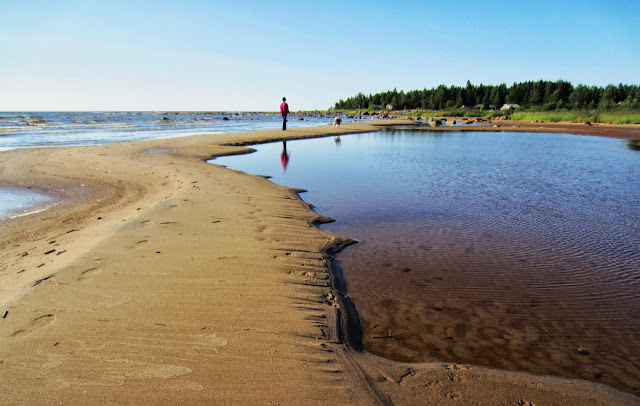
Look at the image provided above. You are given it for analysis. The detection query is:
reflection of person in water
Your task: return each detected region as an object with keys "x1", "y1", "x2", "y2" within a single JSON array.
[{"x1": 280, "y1": 141, "x2": 290, "y2": 170}]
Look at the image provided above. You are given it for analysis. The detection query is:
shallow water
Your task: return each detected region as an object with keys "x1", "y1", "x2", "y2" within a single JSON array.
[
  {"x1": 0, "y1": 111, "x2": 360, "y2": 149},
  {"x1": 213, "y1": 129, "x2": 640, "y2": 395},
  {"x1": 0, "y1": 188, "x2": 53, "y2": 219},
  {"x1": 0, "y1": 111, "x2": 361, "y2": 217}
]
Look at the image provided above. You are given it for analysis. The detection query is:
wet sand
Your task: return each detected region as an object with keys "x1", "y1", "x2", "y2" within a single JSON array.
[
  {"x1": 0, "y1": 120, "x2": 638, "y2": 405},
  {"x1": 432, "y1": 119, "x2": 640, "y2": 140}
]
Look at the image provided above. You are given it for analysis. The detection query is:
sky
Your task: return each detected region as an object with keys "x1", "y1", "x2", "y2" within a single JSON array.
[{"x1": 1, "y1": 0, "x2": 639, "y2": 111}]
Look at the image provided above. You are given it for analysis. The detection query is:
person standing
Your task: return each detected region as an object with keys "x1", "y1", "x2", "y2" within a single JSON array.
[{"x1": 280, "y1": 97, "x2": 290, "y2": 130}]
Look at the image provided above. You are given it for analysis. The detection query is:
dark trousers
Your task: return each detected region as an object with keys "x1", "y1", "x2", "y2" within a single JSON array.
[{"x1": 282, "y1": 114, "x2": 287, "y2": 130}]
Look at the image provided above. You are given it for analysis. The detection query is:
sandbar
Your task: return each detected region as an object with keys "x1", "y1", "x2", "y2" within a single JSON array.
[{"x1": 0, "y1": 121, "x2": 638, "y2": 405}]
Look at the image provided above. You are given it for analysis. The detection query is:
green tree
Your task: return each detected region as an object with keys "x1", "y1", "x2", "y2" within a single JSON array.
[
  {"x1": 569, "y1": 85, "x2": 589, "y2": 109},
  {"x1": 528, "y1": 81, "x2": 544, "y2": 106},
  {"x1": 333, "y1": 80, "x2": 639, "y2": 113},
  {"x1": 600, "y1": 84, "x2": 617, "y2": 108},
  {"x1": 491, "y1": 83, "x2": 507, "y2": 109}
]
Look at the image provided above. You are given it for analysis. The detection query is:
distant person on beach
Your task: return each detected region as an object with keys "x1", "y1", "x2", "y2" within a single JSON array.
[{"x1": 280, "y1": 97, "x2": 290, "y2": 130}]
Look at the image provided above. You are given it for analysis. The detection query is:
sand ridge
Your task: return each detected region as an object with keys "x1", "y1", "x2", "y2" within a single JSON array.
[{"x1": 0, "y1": 121, "x2": 638, "y2": 405}]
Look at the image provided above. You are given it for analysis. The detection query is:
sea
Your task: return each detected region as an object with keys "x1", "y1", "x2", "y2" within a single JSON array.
[
  {"x1": 0, "y1": 111, "x2": 348, "y2": 150},
  {"x1": 0, "y1": 111, "x2": 353, "y2": 217}
]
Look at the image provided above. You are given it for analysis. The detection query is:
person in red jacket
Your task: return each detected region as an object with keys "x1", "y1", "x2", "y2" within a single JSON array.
[{"x1": 280, "y1": 97, "x2": 290, "y2": 130}]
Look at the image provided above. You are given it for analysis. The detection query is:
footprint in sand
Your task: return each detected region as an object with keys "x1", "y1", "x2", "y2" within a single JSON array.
[
  {"x1": 11, "y1": 314, "x2": 56, "y2": 338},
  {"x1": 98, "y1": 296, "x2": 133, "y2": 309},
  {"x1": 78, "y1": 267, "x2": 102, "y2": 281},
  {"x1": 196, "y1": 333, "x2": 228, "y2": 354},
  {"x1": 129, "y1": 239, "x2": 150, "y2": 249}
]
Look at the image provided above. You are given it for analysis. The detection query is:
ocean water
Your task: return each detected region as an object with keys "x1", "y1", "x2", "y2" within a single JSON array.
[
  {"x1": 0, "y1": 111, "x2": 358, "y2": 217},
  {"x1": 213, "y1": 129, "x2": 640, "y2": 395},
  {"x1": 0, "y1": 111, "x2": 355, "y2": 150}
]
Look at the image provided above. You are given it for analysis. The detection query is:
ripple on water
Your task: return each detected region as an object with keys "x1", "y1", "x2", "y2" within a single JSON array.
[{"x1": 214, "y1": 130, "x2": 640, "y2": 395}]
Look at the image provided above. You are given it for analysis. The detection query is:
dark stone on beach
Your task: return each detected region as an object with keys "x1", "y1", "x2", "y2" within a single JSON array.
[
  {"x1": 298, "y1": 117, "x2": 304, "y2": 120},
  {"x1": 222, "y1": 117, "x2": 229, "y2": 120},
  {"x1": 162, "y1": 117, "x2": 170, "y2": 120}
]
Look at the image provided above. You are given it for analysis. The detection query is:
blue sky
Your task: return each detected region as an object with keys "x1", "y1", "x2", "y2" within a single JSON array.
[{"x1": 1, "y1": 0, "x2": 638, "y2": 111}]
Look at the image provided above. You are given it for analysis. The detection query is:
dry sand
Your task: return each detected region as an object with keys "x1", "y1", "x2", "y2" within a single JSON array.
[{"x1": 0, "y1": 121, "x2": 638, "y2": 405}]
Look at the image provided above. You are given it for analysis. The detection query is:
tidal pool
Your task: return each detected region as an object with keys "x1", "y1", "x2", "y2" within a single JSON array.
[
  {"x1": 0, "y1": 188, "x2": 53, "y2": 219},
  {"x1": 213, "y1": 129, "x2": 640, "y2": 395}
]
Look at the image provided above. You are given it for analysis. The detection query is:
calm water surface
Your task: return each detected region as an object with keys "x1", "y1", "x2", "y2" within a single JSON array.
[
  {"x1": 0, "y1": 188, "x2": 53, "y2": 219},
  {"x1": 213, "y1": 129, "x2": 640, "y2": 395}
]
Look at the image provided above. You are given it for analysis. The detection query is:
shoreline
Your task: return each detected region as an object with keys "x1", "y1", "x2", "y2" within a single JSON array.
[
  {"x1": 0, "y1": 121, "x2": 638, "y2": 404},
  {"x1": 422, "y1": 119, "x2": 640, "y2": 139}
]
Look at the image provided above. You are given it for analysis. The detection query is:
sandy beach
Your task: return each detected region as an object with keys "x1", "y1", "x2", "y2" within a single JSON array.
[{"x1": 1, "y1": 120, "x2": 638, "y2": 405}]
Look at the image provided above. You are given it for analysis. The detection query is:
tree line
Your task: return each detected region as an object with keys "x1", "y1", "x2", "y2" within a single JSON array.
[{"x1": 333, "y1": 80, "x2": 640, "y2": 111}]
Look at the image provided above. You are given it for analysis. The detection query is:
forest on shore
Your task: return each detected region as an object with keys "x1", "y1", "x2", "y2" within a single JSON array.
[{"x1": 333, "y1": 80, "x2": 640, "y2": 112}]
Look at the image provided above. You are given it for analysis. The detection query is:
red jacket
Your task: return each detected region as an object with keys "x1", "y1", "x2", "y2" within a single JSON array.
[{"x1": 280, "y1": 102, "x2": 290, "y2": 116}]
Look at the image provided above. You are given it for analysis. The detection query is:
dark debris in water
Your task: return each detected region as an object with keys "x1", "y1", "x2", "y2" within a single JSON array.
[{"x1": 627, "y1": 139, "x2": 640, "y2": 151}]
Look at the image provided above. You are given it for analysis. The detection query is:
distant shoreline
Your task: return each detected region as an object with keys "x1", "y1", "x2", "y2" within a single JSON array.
[{"x1": 416, "y1": 118, "x2": 640, "y2": 139}]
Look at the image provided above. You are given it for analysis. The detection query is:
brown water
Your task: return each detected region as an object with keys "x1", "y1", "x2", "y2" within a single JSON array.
[
  {"x1": 213, "y1": 130, "x2": 640, "y2": 395},
  {"x1": 336, "y1": 219, "x2": 639, "y2": 393}
]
